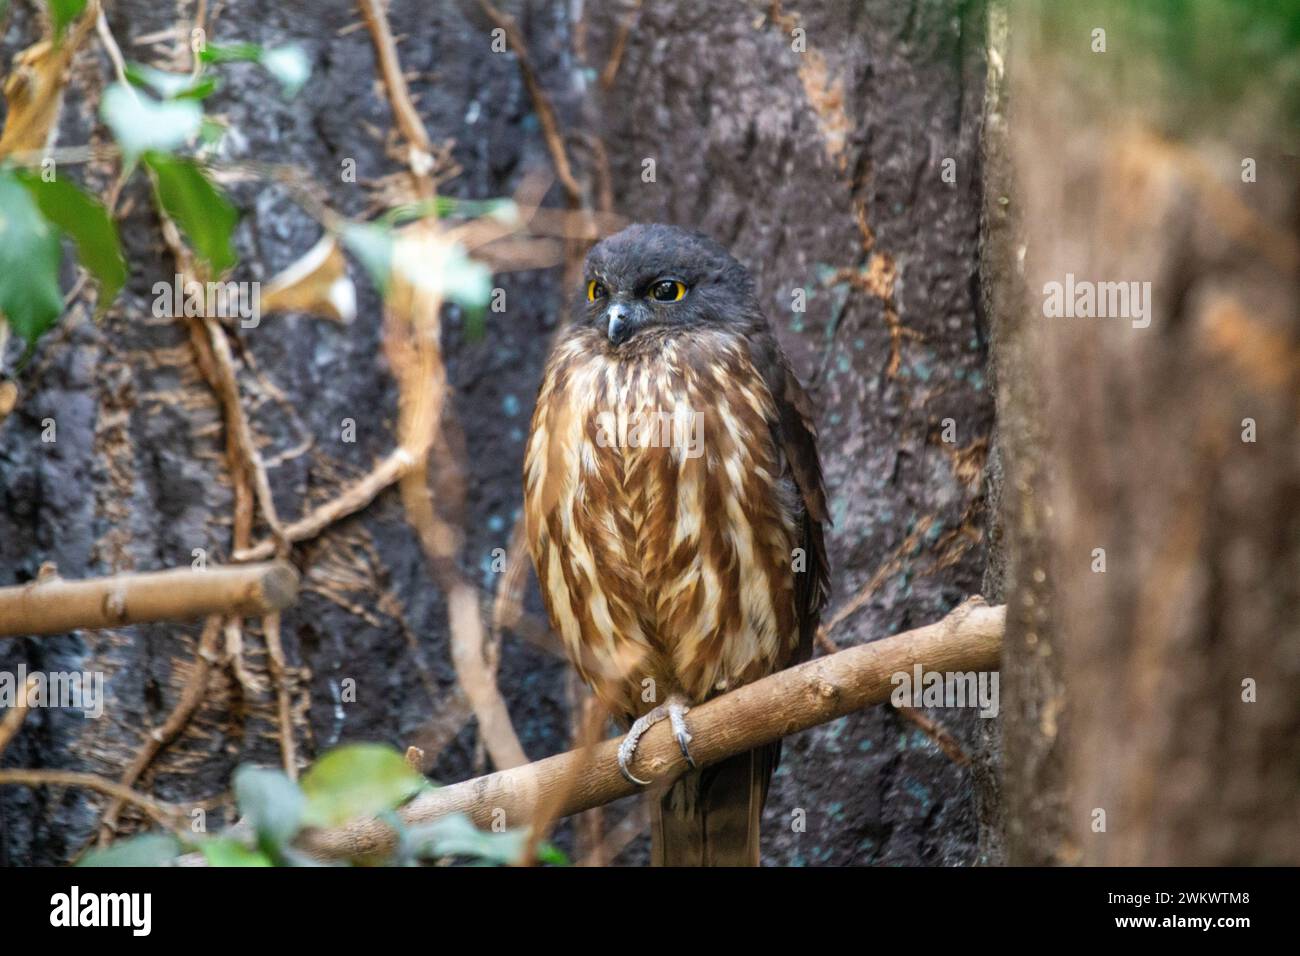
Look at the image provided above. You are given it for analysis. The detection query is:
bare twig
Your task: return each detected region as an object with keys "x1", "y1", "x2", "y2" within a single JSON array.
[
  {"x1": 97, "y1": 616, "x2": 223, "y2": 844},
  {"x1": 263, "y1": 612, "x2": 298, "y2": 778},
  {"x1": 0, "y1": 769, "x2": 185, "y2": 830},
  {"x1": 357, "y1": 0, "x2": 530, "y2": 773},
  {"x1": 0, "y1": 675, "x2": 40, "y2": 758},
  {"x1": 0, "y1": 562, "x2": 299, "y2": 638},
  {"x1": 476, "y1": 0, "x2": 582, "y2": 206},
  {"x1": 233, "y1": 448, "x2": 415, "y2": 561},
  {"x1": 896, "y1": 706, "x2": 971, "y2": 766}
]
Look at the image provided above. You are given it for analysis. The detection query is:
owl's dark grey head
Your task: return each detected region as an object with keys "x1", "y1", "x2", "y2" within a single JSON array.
[{"x1": 578, "y1": 224, "x2": 760, "y2": 348}]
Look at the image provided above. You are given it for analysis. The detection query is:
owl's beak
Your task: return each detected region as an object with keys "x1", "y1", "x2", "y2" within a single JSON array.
[{"x1": 606, "y1": 303, "x2": 632, "y2": 346}]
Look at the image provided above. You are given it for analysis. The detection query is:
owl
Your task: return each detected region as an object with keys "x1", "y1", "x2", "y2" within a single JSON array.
[{"x1": 524, "y1": 224, "x2": 828, "y2": 865}]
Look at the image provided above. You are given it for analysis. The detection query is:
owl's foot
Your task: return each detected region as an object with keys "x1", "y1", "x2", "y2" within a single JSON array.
[{"x1": 617, "y1": 695, "x2": 695, "y2": 786}]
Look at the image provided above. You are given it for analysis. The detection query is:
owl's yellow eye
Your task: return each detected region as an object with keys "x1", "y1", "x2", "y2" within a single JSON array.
[
  {"x1": 649, "y1": 279, "x2": 686, "y2": 302},
  {"x1": 587, "y1": 280, "x2": 608, "y2": 302}
]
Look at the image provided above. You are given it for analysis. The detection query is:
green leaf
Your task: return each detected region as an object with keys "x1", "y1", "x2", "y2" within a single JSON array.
[
  {"x1": 390, "y1": 235, "x2": 492, "y2": 311},
  {"x1": 47, "y1": 0, "x2": 87, "y2": 40},
  {"x1": 144, "y1": 152, "x2": 239, "y2": 275},
  {"x1": 100, "y1": 83, "x2": 202, "y2": 160},
  {"x1": 406, "y1": 813, "x2": 529, "y2": 865},
  {"x1": 199, "y1": 837, "x2": 275, "y2": 867},
  {"x1": 300, "y1": 743, "x2": 424, "y2": 828},
  {"x1": 260, "y1": 46, "x2": 311, "y2": 98},
  {"x1": 198, "y1": 116, "x2": 229, "y2": 147},
  {"x1": 124, "y1": 62, "x2": 219, "y2": 101},
  {"x1": 198, "y1": 41, "x2": 262, "y2": 64},
  {"x1": 536, "y1": 842, "x2": 570, "y2": 866},
  {"x1": 78, "y1": 833, "x2": 180, "y2": 867},
  {"x1": 341, "y1": 222, "x2": 394, "y2": 297},
  {"x1": 436, "y1": 244, "x2": 493, "y2": 312},
  {"x1": 16, "y1": 171, "x2": 126, "y2": 311},
  {"x1": 0, "y1": 172, "x2": 65, "y2": 345},
  {"x1": 233, "y1": 765, "x2": 304, "y2": 849},
  {"x1": 200, "y1": 42, "x2": 310, "y2": 98}
]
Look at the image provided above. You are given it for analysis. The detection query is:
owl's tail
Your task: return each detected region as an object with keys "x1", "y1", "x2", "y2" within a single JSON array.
[{"x1": 649, "y1": 743, "x2": 778, "y2": 867}]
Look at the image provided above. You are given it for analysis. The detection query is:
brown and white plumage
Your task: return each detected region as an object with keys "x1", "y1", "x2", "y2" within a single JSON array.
[{"x1": 523, "y1": 224, "x2": 828, "y2": 865}]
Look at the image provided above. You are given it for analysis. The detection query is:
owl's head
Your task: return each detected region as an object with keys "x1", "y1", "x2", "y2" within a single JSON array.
[{"x1": 578, "y1": 223, "x2": 759, "y2": 348}]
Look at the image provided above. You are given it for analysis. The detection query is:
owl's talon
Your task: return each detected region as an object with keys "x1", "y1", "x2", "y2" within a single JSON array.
[
  {"x1": 617, "y1": 695, "x2": 696, "y2": 784},
  {"x1": 668, "y1": 701, "x2": 696, "y2": 768},
  {"x1": 618, "y1": 703, "x2": 667, "y2": 786}
]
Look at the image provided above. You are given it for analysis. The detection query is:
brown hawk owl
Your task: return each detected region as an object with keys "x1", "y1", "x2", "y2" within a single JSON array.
[{"x1": 523, "y1": 224, "x2": 829, "y2": 866}]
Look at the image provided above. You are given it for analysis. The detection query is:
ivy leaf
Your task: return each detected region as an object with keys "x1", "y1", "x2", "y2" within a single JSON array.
[
  {"x1": 100, "y1": 83, "x2": 202, "y2": 160},
  {"x1": 198, "y1": 41, "x2": 262, "y2": 64},
  {"x1": 0, "y1": 172, "x2": 65, "y2": 345},
  {"x1": 406, "y1": 813, "x2": 531, "y2": 865},
  {"x1": 200, "y1": 42, "x2": 310, "y2": 98},
  {"x1": 341, "y1": 222, "x2": 394, "y2": 297},
  {"x1": 259, "y1": 46, "x2": 311, "y2": 98},
  {"x1": 300, "y1": 743, "x2": 425, "y2": 828},
  {"x1": 16, "y1": 171, "x2": 126, "y2": 312},
  {"x1": 144, "y1": 152, "x2": 239, "y2": 275},
  {"x1": 233, "y1": 765, "x2": 304, "y2": 850},
  {"x1": 199, "y1": 837, "x2": 275, "y2": 867},
  {"x1": 46, "y1": 0, "x2": 87, "y2": 40},
  {"x1": 77, "y1": 833, "x2": 180, "y2": 867},
  {"x1": 124, "y1": 62, "x2": 219, "y2": 101}
]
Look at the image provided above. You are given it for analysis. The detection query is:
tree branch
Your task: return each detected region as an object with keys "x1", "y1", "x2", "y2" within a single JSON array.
[
  {"x1": 0, "y1": 562, "x2": 300, "y2": 638},
  {"x1": 299, "y1": 599, "x2": 1005, "y2": 860}
]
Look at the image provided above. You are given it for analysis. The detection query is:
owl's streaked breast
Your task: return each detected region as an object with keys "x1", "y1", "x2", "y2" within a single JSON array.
[{"x1": 524, "y1": 326, "x2": 801, "y2": 719}]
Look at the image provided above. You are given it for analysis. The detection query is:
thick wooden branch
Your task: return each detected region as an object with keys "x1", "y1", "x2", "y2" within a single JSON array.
[
  {"x1": 300, "y1": 599, "x2": 1005, "y2": 860},
  {"x1": 0, "y1": 562, "x2": 299, "y2": 638}
]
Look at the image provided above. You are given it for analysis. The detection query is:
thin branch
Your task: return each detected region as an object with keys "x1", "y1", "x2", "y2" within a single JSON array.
[
  {"x1": 263, "y1": 611, "x2": 298, "y2": 778},
  {"x1": 233, "y1": 448, "x2": 415, "y2": 561},
  {"x1": 298, "y1": 600, "x2": 1005, "y2": 860},
  {"x1": 97, "y1": 616, "x2": 223, "y2": 844},
  {"x1": 896, "y1": 706, "x2": 971, "y2": 766},
  {"x1": 0, "y1": 675, "x2": 40, "y2": 757},
  {"x1": 356, "y1": 0, "x2": 437, "y2": 189},
  {"x1": 476, "y1": 0, "x2": 582, "y2": 206},
  {"x1": 0, "y1": 562, "x2": 299, "y2": 638},
  {"x1": 0, "y1": 769, "x2": 184, "y2": 830},
  {"x1": 598, "y1": 0, "x2": 643, "y2": 90},
  {"x1": 357, "y1": 0, "x2": 530, "y2": 773}
]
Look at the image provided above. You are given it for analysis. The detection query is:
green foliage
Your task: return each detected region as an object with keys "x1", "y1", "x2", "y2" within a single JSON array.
[
  {"x1": 46, "y1": 0, "x2": 87, "y2": 40},
  {"x1": 124, "y1": 62, "x2": 220, "y2": 101},
  {"x1": 341, "y1": 222, "x2": 394, "y2": 297},
  {"x1": 198, "y1": 838, "x2": 274, "y2": 867},
  {"x1": 77, "y1": 744, "x2": 560, "y2": 867},
  {"x1": 300, "y1": 743, "x2": 426, "y2": 828},
  {"x1": 144, "y1": 152, "x2": 239, "y2": 275},
  {"x1": 16, "y1": 170, "x2": 127, "y2": 312},
  {"x1": 100, "y1": 83, "x2": 203, "y2": 161},
  {"x1": 199, "y1": 42, "x2": 311, "y2": 98},
  {"x1": 78, "y1": 833, "x2": 180, "y2": 867},
  {"x1": 0, "y1": 173, "x2": 65, "y2": 345},
  {"x1": 234, "y1": 765, "x2": 304, "y2": 852}
]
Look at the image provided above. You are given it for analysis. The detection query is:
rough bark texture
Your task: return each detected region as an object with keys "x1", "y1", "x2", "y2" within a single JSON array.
[
  {"x1": 989, "y1": 4, "x2": 1300, "y2": 864},
  {"x1": 1, "y1": 0, "x2": 991, "y2": 866}
]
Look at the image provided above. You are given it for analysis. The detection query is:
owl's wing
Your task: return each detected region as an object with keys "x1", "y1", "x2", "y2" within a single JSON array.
[{"x1": 757, "y1": 336, "x2": 831, "y2": 664}]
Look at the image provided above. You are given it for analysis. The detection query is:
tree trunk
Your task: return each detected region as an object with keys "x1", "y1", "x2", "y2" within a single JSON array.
[{"x1": 988, "y1": 1, "x2": 1300, "y2": 865}]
